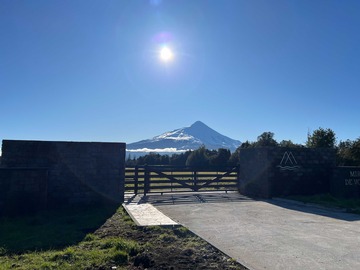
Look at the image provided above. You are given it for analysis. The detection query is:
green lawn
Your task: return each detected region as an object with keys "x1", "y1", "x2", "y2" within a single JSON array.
[
  {"x1": 0, "y1": 235, "x2": 139, "y2": 270},
  {"x1": 0, "y1": 205, "x2": 137, "y2": 269},
  {"x1": 0, "y1": 205, "x2": 245, "y2": 270}
]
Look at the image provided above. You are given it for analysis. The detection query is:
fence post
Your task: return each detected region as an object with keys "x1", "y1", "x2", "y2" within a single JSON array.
[
  {"x1": 237, "y1": 165, "x2": 241, "y2": 190},
  {"x1": 134, "y1": 166, "x2": 138, "y2": 195},
  {"x1": 144, "y1": 165, "x2": 149, "y2": 196},
  {"x1": 193, "y1": 170, "x2": 198, "y2": 191}
]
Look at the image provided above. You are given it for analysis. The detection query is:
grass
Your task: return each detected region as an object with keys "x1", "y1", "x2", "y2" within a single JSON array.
[
  {"x1": 0, "y1": 204, "x2": 130, "y2": 269},
  {"x1": 0, "y1": 207, "x2": 186, "y2": 270},
  {"x1": 0, "y1": 205, "x2": 246, "y2": 270},
  {"x1": 0, "y1": 205, "x2": 117, "y2": 254},
  {"x1": 285, "y1": 194, "x2": 360, "y2": 214},
  {"x1": 0, "y1": 235, "x2": 140, "y2": 270}
]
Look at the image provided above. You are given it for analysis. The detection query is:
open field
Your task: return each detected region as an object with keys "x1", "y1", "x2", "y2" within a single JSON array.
[{"x1": 0, "y1": 205, "x2": 246, "y2": 270}]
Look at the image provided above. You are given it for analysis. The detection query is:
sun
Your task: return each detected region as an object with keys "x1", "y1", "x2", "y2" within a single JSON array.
[{"x1": 159, "y1": 46, "x2": 174, "y2": 62}]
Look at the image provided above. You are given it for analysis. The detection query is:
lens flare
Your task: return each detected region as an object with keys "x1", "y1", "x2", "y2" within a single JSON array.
[{"x1": 159, "y1": 47, "x2": 174, "y2": 62}]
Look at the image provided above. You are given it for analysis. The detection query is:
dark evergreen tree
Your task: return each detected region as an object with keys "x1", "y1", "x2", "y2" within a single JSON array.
[
  {"x1": 337, "y1": 138, "x2": 360, "y2": 165},
  {"x1": 306, "y1": 128, "x2": 336, "y2": 148},
  {"x1": 228, "y1": 147, "x2": 241, "y2": 166},
  {"x1": 185, "y1": 146, "x2": 210, "y2": 168},
  {"x1": 350, "y1": 138, "x2": 360, "y2": 165},
  {"x1": 255, "y1": 132, "x2": 278, "y2": 147},
  {"x1": 209, "y1": 148, "x2": 231, "y2": 168},
  {"x1": 169, "y1": 151, "x2": 191, "y2": 166},
  {"x1": 279, "y1": 140, "x2": 304, "y2": 148}
]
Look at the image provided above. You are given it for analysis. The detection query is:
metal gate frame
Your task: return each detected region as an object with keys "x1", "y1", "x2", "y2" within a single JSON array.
[{"x1": 125, "y1": 165, "x2": 240, "y2": 195}]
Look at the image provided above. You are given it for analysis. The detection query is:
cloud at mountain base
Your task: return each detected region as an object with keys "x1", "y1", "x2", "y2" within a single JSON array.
[{"x1": 127, "y1": 148, "x2": 189, "y2": 153}]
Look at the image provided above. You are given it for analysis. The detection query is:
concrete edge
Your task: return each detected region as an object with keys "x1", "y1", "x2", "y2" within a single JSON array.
[
  {"x1": 122, "y1": 203, "x2": 180, "y2": 227},
  {"x1": 122, "y1": 203, "x2": 141, "y2": 226}
]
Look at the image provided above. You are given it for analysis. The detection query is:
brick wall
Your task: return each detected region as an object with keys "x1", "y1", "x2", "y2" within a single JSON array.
[
  {"x1": 331, "y1": 167, "x2": 360, "y2": 198},
  {"x1": 239, "y1": 147, "x2": 336, "y2": 198},
  {"x1": 1, "y1": 140, "x2": 125, "y2": 213},
  {"x1": 238, "y1": 148, "x2": 271, "y2": 198},
  {"x1": 0, "y1": 168, "x2": 48, "y2": 215}
]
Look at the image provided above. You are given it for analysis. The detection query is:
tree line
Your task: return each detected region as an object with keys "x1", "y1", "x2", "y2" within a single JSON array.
[{"x1": 126, "y1": 128, "x2": 360, "y2": 168}]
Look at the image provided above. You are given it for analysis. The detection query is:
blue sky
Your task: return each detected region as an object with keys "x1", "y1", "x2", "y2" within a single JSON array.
[{"x1": 1, "y1": 0, "x2": 360, "y2": 149}]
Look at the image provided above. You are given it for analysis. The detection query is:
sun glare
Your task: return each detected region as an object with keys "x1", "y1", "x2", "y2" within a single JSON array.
[{"x1": 159, "y1": 47, "x2": 174, "y2": 62}]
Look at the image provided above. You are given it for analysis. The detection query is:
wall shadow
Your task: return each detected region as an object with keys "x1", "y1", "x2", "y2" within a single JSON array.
[
  {"x1": 125, "y1": 192, "x2": 253, "y2": 206},
  {"x1": 0, "y1": 204, "x2": 119, "y2": 254},
  {"x1": 125, "y1": 192, "x2": 360, "y2": 222},
  {"x1": 265, "y1": 198, "x2": 360, "y2": 222}
]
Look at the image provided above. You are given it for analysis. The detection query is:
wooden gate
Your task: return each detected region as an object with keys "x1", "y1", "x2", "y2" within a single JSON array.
[{"x1": 125, "y1": 165, "x2": 239, "y2": 195}]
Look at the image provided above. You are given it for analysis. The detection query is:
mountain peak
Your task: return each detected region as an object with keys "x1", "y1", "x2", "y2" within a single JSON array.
[
  {"x1": 127, "y1": 121, "x2": 241, "y2": 153},
  {"x1": 191, "y1": 121, "x2": 207, "y2": 128},
  {"x1": 189, "y1": 121, "x2": 211, "y2": 132}
]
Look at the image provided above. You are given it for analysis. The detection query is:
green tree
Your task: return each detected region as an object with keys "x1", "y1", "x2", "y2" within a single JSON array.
[
  {"x1": 279, "y1": 140, "x2": 304, "y2": 148},
  {"x1": 306, "y1": 128, "x2": 336, "y2": 148},
  {"x1": 209, "y1": 148, "x2": 231, "y2": 167},
  {"x1": 228, "y1": 147, "x2": 241, "y2": 166},
  {"x1": 185, "y1": 146, "x2": 210, "y2": 168},
  {"x1": 239, "y1": 140, "x2": 255, "y2": 148},
  {"x1": 338, "y1": 138, "x2": 360, "y2": 165},
  {"x1": 143, "y1": 152, "x2": 161, "y2": 165},
  {"x1": 350, "y1": 138, "x2": 360, "y2": 165},
  {"x1": 228, "y1": 141, "x2": 254, "y2": 166},
  {"x1": 126, "y1": 154, "x2": 137, "y2": 166},
  {"x1": 160, "y1": 154, "x2": 170, "y2": 165},
  {"x1": 351, "y1": 137, "x2": 360, "y2": 165},
  {"x1": 337, "y1": 140, "x2": 354, "y2": 165},
  {"x1": 255, "y1": 132, "x2": 278, "y2": 147},
  {"x1": 170, "y1": 151, "x2": 191, "y2": 166}
]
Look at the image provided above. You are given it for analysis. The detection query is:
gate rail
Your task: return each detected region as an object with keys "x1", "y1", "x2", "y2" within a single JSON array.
[{"x1": 125, "y1": 165, "x2": 239, "y2": 195}]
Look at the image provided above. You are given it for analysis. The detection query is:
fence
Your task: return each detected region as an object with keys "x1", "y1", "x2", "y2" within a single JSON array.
[{"x1": 125, "y1": 165, "x2": 239, "y2": 195}]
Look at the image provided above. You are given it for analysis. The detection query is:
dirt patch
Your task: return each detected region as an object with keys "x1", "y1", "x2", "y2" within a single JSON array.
[{"x1": 95, "y1": 207, "x2": 247, "y2": 270}]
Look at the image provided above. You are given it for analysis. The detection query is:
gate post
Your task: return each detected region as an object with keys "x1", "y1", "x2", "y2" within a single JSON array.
[
  {"x1": 134, "y1": 166, "x2": 139, "y2": 195},
  {"x1": 193, "y1": 170, "x2": 198, "y2": 191},
  {"x1": 237, "y1": 165, "x2": 241, "y2": 190},
  {"x1": 144, "y1": 165, "x2": 150, "y2": 196}
]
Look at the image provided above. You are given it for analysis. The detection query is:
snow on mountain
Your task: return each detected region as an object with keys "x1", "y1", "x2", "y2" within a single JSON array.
[{"x1": 127, "y1": 121, "x2": 241, "y2": 154}]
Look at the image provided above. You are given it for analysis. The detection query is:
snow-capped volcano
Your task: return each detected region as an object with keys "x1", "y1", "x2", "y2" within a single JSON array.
[{"x1": 127, "y1": 121, "x2": 241, "y2": 153}]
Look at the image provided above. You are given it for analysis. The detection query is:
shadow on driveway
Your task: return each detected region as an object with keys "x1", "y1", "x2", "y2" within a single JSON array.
[
  {"x1": 267, "y1": 198, "x2": 360, "y2": 222},
  {"x1": 125, "y1": 191, "x2": 360, "y2": 222},
  {"x1": 125, "y1": 192, "x2": 253, "y2": 205}
]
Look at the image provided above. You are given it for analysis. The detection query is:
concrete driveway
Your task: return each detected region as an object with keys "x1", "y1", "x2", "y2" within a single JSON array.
[{"x1": 141, "y1": 192, "x2": 360, "y2": 270}]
